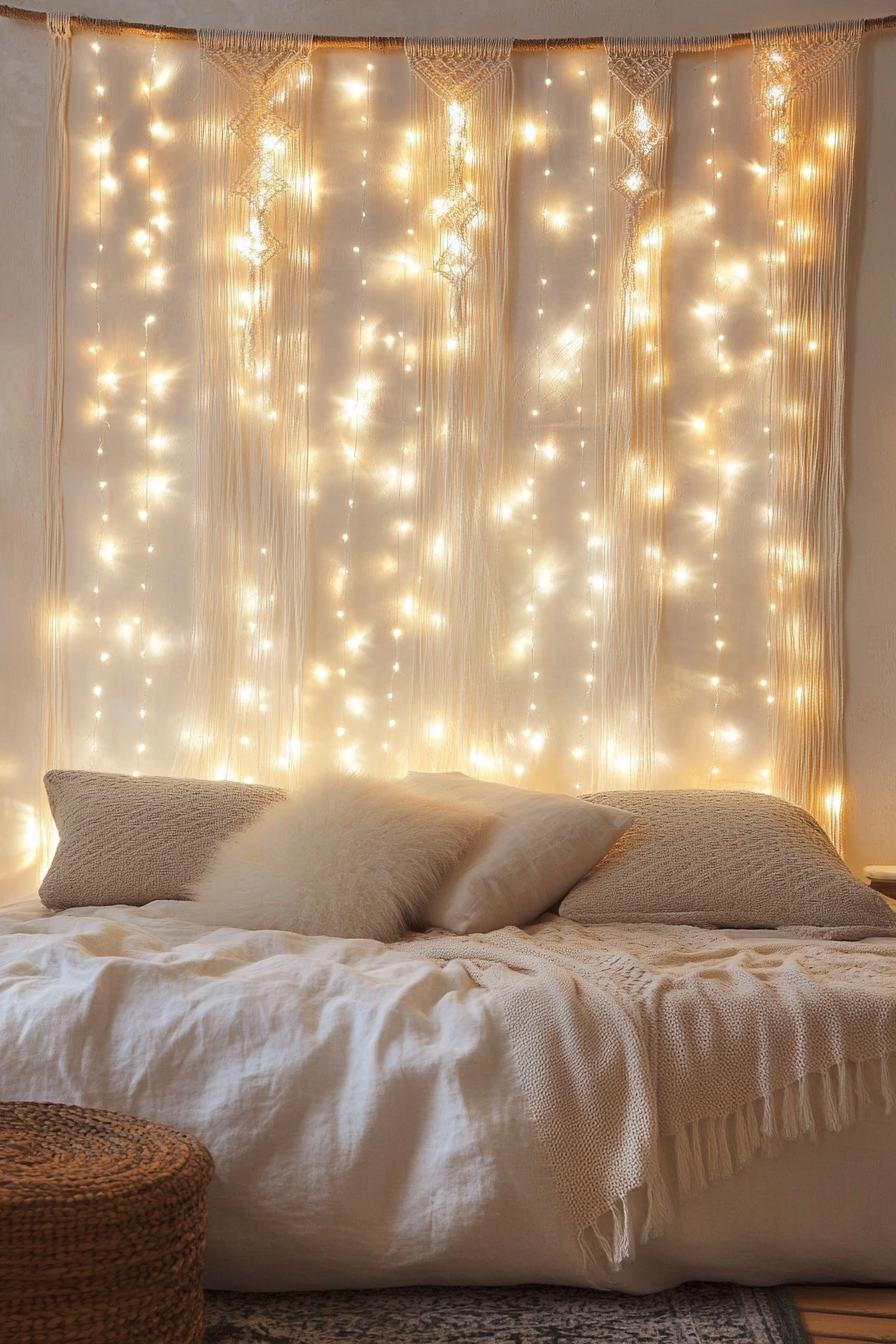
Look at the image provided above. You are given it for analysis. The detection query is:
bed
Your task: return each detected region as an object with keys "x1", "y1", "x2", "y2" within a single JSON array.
[{"x1": 2, "y1": 885, "x2": 895, "y2": 1293}]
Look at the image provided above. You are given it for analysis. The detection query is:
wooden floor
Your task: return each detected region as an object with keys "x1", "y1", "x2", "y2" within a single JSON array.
[{"x1": 791, "y1": 1288, "x2": 896, "y2": 1342}]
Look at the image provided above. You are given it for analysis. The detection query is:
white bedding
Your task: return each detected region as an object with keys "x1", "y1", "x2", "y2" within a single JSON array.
[{"x1": 1, "y1": 896, "x2": 894, "y2": 1292}]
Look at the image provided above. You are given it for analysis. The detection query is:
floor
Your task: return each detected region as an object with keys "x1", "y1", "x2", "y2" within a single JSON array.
[{"x1": 791, "y1": 1288, "x2": 896, "y2": 1342}]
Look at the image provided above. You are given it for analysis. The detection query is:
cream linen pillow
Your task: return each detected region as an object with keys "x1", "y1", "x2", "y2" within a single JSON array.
[
  {"x1": 187, "y1": 774, "x2": 490, "y2": 942},
  {"x1": 559, "y1": 789, "x2": 896, "y2": 938},
  {"x1": 40, "y1": 770, "x2": 288, "y2": 910},
  {"x1": 405, "y1": 771, "x2": 635, "y2": 934}
]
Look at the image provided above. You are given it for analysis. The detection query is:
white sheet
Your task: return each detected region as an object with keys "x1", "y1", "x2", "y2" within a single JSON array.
[{"x1": 1, "y1": 897, "x2": 894, "y2": 1291}]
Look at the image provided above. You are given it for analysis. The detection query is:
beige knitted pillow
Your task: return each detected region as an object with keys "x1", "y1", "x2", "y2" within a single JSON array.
[
  {"x1": 39, "y1": 771, "x2": 288, "y2": 910},
  {"x1": 558, "y1": 790, "x2": 896, "y2": 938}
]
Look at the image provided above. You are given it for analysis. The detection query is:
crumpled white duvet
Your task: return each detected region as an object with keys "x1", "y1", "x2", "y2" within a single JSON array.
[
  {"x1": 0, "y1": 900, "x2": 581, "y2": 1290},
  {"x1": 3, "y1": 899, "x2": 896, "y2": 1292}
]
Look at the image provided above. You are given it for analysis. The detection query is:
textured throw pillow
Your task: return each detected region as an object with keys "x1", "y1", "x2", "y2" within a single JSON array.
[
  {"x1": 405, "y1": 771, "x2": 635, "y2": 934},
  {"x1": 187, "y1": 774, "x2": 491, "y2": 942},
  {"x1": 559, "y1": 789, "x2": 896, "y2": 938},
  {"x1": 40, "y1": 771, "x2": 288, "y2": 910}
]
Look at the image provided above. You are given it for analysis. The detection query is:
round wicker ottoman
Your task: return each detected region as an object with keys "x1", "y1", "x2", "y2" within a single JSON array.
[{"x1": 0, "y1": 1102, "x2": 214, "y2": 1344}]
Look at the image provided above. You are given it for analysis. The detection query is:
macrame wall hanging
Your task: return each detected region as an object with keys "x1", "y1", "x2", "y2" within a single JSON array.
[
  {"x1": 754, "y1": 20, "x2": 863, "y2": 847},
  {"x1": 404, "y1": 38, "x2": 513, "y2": 774},
  {"x1": 177, "y1": 31, "x2": 314, "y2": 787},
  {"x1": 39, "y1": 11, "x2": 72, "y2": 869},
  {"x1": 596, "y1": 40, "x2": 674, "y2": 789},
  {"x1": 30, "y1": 20, "x2": 867, "y2": 872}
]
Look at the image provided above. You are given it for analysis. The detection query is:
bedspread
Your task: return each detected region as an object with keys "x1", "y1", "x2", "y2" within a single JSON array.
[{"x1": 1, "y1": 901, "x2": 895, "y2": 1288}]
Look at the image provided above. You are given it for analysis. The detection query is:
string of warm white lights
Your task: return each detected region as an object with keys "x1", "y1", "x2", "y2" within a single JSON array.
[
  {"x1": 705, "y1": 50, "x2": 727, "y2": 785},
  {"x1": 760, "y1": 78, "x2": 778, "y2": 786},
  {"x1": 516, "y1": 52, "x2": 554, "y2": 782},
  {"x1": 572, "y1": 67, "x2": 604, "y2": 794},
  {"x1": 385, "y1": 110, "x2": 417, "y2": 769},
  {"x1": 336, "y1": 57, "x2": 375, "y2": 774},
  {"x1": 133, "y1": 39, "x2": 163, "y2": 773}
]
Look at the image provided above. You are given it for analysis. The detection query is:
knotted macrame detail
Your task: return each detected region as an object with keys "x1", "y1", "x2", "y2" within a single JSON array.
[
  {"x1": 753, "y1": 21, "x2": 863, "y2": 847},
  {"x1": 46, "y1": 12, "x2": 71, "y2": 38},
  {"x1": 406, "y1": 39, "x2": 511, "y2": 321},
  {"x1": 201, "y1": 33, "x2": 312, "y2": 373},
  {"x1": 606, "y1": 41, "x2": 672, "y2": 291},
  {"x1": 754, "y1": 23, "x2": 863, "y2": 173}
]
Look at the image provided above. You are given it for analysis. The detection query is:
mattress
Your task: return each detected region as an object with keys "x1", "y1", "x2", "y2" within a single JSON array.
[{"x1": 0, "y1": 895, "x2": 893, "y2": 1292}]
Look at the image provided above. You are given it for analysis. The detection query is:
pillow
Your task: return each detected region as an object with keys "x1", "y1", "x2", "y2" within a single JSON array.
[
  {"x1": 558, "y1": 789, "x2": 896, "y2": 938},
  {"x1": 404, "y1": 771, "x2": 635, "y2": 934},
  {"x1": 187, "y1": 773, "x2": 490, "y2": 942},
  {"x1": 39, "y1": 770, "x2": 288, "y2": 910}
]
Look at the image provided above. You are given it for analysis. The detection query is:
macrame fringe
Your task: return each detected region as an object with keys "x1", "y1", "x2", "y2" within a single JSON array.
[
  {"x1": 38, "y1": 12, "x2": 72, "y2": 875},
  {"x1": 404, "y1": 40, "x2": 513, "y2": 777},
  {"x1": 579, "y1": 1052, "x2": 896, "y2": 1272},
  {"x1": 177, "y1": 33, "x2": 313, "y2": 788},
  {"x1": 754, "y1": 21, "x2": 862, "y2": 850},
  {"x1": 596, "y1": 41, "x2": 672, "y2": 790}
]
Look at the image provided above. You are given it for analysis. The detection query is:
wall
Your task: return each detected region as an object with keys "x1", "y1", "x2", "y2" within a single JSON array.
[{"x1": 0, "y1": 0, "x2": 893, "y2": 900}]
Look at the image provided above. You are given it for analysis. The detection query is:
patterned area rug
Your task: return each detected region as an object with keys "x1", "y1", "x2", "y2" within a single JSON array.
[{"x1": 203, "y1": 1281, "x2": 808, "y2": 1343}]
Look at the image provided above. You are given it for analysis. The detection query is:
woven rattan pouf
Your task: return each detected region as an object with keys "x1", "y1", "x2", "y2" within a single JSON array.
[{"x1": 0, "y1": 1101, "x2": 214, "y2": 1344}]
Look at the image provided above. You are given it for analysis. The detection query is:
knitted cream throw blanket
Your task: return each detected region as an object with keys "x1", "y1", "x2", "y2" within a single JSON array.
[{"x1": 398, "y1": 918, "x2": 896, "y2": 1268}]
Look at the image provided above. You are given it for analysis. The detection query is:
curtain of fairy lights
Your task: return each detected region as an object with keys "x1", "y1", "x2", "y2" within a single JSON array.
[
  {"x1": 36, "y1": 25, "x2": 864, "y2": 851},
  {"x1": 754, "y1": 21, "x2": 862, "y2": 847}
]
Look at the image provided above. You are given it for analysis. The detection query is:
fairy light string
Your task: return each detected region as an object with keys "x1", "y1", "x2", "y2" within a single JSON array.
[
  {"x1": 761, "y1": 86, "x2": 778, "y2": 789},
  {"x1": 517, "y1": 50, "x2": 553, "y2": 782},
  {"x1": 133, "y1": 38, "x2": 161, "y2": 773},
  {"x1": 336, "y1": 55, "x2": 374, "y2": 773},
  {"x1": 707, "y1": 48, "x2": 726, "y2": 784},
  {"x1": 573, "y1": 65, "x2": 603, "y2": 793},
  {"x1": 385, "y1": 107, "x2": 417, "y2": 769}
]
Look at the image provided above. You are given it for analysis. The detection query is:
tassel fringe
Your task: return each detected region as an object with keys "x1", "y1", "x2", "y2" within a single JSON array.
[{"x1": 582, "y1": 1052, "x2": 896, "y2": 1270}]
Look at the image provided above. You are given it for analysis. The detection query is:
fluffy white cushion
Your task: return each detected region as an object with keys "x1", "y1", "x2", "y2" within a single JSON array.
[
  {"x1": 187, "y1": 773, "x2": 489, "y2": 942},
  {"x1": 405, "y1": 772, "x2": 635, "y2": 934}
]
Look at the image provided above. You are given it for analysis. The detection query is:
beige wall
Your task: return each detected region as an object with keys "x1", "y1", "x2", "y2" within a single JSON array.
[{"x1": 0, "y1": 0, "x2": 892, "y2": 899}]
